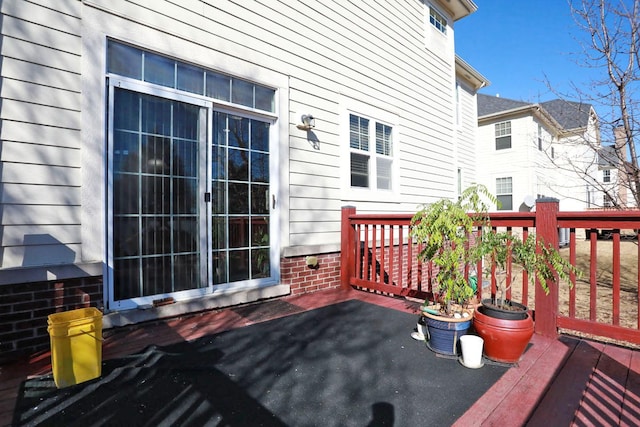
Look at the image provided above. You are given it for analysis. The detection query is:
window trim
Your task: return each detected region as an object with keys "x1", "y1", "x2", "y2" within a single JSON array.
[
  {"x1": 496, "y1": 176, "x2": 513, "y2": 211},
  {"x1": 495, "y1": 121, "x2": 512, "y2": 150},
  {"x1": 341, "y1": 100, "x2": 399, "y2": 202},
  {"x1": 429, "y1": 6, "x2": 448, "y2": 34}
]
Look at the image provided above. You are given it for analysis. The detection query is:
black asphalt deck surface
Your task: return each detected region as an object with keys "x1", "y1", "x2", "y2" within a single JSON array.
[{"x1": 13, "y1": 300, "x2": 508, "y2": 426}]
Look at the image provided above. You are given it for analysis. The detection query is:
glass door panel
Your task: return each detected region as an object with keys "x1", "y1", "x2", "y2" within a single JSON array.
[
  {"x1": 112, "y1": 88, "x2": 204, "y2": 300},
  {"x1": 212, "y1": 112, "x2": 271, "y2": 284}
]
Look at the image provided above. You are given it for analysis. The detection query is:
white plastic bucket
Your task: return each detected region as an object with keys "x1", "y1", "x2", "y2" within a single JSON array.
[{"x1": 460, "y1": 334, "x2": 484, "y2": 368}]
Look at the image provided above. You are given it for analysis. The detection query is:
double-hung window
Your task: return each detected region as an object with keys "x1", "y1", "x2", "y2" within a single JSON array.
[
  {"x1": 429, "y1": 7, "x2": 447, "y2": 34},
  {"x1": 537, "y1": 124, "x2": 543, "y2": 151},
  {"x1": 603, "y1": 169, "x2": 611, "y2": 183},
  {"x1": 495, "y1": 121, "x2": 512, "y2": 150},
  {"x1": 349, "y1": 114, "x2": 393, "y2": 191},
  {"x1": 496, "y1": 177, "x2": 513, "y2": 210}
]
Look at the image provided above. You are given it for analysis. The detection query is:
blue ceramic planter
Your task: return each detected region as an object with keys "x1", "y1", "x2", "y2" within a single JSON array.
[{"x1": 423, "y1": 314, "x2": 472, "y2": 356}]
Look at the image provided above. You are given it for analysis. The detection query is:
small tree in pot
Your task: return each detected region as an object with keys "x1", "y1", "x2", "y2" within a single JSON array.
[
  {"x1": 477, "y1": 229, "x2": 579, "y2": 318},
  {"x1": 411, "y1": 184, "x2": 495, "y2": 317},
  {"x1": 472, "y1": 214, "x2": 581, "y2": 363},
  {"x1": 410, "y1": 185, "x2": 495, "y2": 355}
]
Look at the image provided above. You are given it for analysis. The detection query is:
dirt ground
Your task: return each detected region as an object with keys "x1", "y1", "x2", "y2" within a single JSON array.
[{"x1": 481, "y1": 239, "x2": 640, "y2": 346}]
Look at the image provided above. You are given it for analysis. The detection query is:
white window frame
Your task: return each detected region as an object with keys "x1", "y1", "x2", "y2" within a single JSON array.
[
  {"x1": 429, "y1": 6, "x2": 448, "y2": 34},
  {"x1": 496, "y1": 177, "x2": 513, "y2": 211},
  {"x1": 603, "y1": 169, "x2": 611, "y2": 183},
  {"x1": 538, "y1": 124, "x2": 543, "y2": 151},
  {"x1": 341, "y1": 100, "x2": 399, "y2": 201},
  {"x1": 495, "y1": 121, "x2": 512, "y2": 150}
]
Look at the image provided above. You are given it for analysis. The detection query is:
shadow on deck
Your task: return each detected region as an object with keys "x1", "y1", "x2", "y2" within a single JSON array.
[{"x1": 1, "y1": 288, "x2": 639, "y2": 426}]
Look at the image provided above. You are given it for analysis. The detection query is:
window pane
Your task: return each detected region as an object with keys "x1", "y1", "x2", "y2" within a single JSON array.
[
  {"x1": 377, "y1": 157, "x2": 392, "y2": 190},
  {"x1": 174, "y1": 217, "x2": 198, "y2": 253},
  {"x1": 252, "y1": 247, "x2": 270, "y2": 278},
  {"x1": 206, "y1": 72, "x2": 231, "y2": 102},
  {"x1": 212, "y1": 181, "x2": 226, "y2": 215},
  {"x1": 255, "y1": 85, "x2": 275, "y2": 112},
  {"x1": 496, "y1": 177, "x2": 512, "y2": 193},
  {"x1": 251, "y1": 184, "x2": 269, "y2": 214},
  {"x1": 430, "y1": 8, "x2": 447, "y2": 34},
  {"x1": 177, "y1": 63, "x2": 204, "y2": 94},
  {"x1": 350, "y1": 114, "x2": 369, "y2": 151},
  {"x1": 497, "y1": 195, "x2": 513, "y2": 211},
  {"x1": 251, "y1": 120, "x2": 270, "y2": 152},
  {"x1": 212, "y1": 146, "x2": 226, "y2": 180},
  {"x1": 376, "y1": 123, "x2": 392, "y2": 155},
  {"x1": 251, "y1": 151, "x2": 269, "y2": 183},
  {"x1": 496, "y1": 177, "x2": 512, "y2": 210},
  {"x1": 108, "y1": 41, "x2": 142, "y2": 79},
  {"x1": 229, "y1": 183, "x2": 249, "y2": 213},
  {"x1": 228, "y1": 116, "x2": 249, "y2": 148},
  {"x1": 173, "y1": 102, "x2": 200, "y2": 140},
  {"x1": 113, "y1": 89, "x2": 140, "y2": 132},
  {"x1": 229, "y1": 249, "x2": 249, "y2": 281},
  {"x1": 228, "y1": 148, "x2": 249, "y2": 181},
  {"x1": 114, "y1": 131, "x2": 140, "y2": 173},
  {"x1": 212, "y1": 217, "x2": 227, "y2": 250},
  {"x1": 496, "y1": 136, "x2": 511, "y2": 150},
  {"x1": 144, "y1": 52, "x2": 175, "y2": 87},
  {"x1": 114, "y1": 258, "x2": 141, "y2": 300},
  {"x1": 232, "y1": 78, "x2": 253, "y2": 108},
  {"x1": 351, "y1": 153, "x2": 369, "y2": 187},
  {"x1": 229, "y1": 218, "x2": 249, "y2": 247},
  {"x1": 141, "y1": 98, "x2": 172, "y2": 136}
]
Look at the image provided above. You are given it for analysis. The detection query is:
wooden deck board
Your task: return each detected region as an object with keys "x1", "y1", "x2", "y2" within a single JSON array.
[
  {"x1": 2, "y1": 288, "x2": 640, "y2": 426},
  {"x1": 527, "y1": 338, "x2": 601, "y2": 426}
]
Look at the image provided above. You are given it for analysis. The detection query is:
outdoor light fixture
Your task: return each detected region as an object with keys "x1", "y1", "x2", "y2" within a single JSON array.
[{"x1": 296, "y1": 114, "x2": 316, "y2": 131}]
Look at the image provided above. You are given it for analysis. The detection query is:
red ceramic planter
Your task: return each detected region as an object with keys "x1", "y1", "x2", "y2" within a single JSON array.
[{"x1": 473, "y1": 306, "x2": 534, "y2": 363}]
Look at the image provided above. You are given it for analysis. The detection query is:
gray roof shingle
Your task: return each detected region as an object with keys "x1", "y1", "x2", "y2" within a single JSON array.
[
  {"x1": 477, "y1": 94, "x2": 530, "y2": 117},
  {"x1": 477, "y1": 94, "x2": 593, "y2": 131},
  {"x1": 540, "y1": 99, "x2": 592, "y2": 130}
]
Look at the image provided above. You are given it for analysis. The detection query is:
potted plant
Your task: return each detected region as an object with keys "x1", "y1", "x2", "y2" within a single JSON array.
[
  {"x1": 472, "y1": 223, "x2": 580, "y2": 363},
  {"x1": 410, "y1": 185, "x2": 494, "y2": 355}
]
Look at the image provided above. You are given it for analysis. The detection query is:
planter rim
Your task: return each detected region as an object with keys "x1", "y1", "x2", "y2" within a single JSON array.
[
  {"x1": 481, "y1": 298, "x2": 528, "y2": 312},
  {"x1": 422, "y1": 309, "x2": 474, "y2": 323},
  {"x1": 474, "y1": 305, "x2": 533, "y2": 326}
]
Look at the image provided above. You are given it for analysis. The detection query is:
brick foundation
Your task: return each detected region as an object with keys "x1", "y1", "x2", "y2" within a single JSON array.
[
  {"x1": 0, "y1": 277, "x2": 103, "y2": 364},
  {"x1": 280, "y1": 252, "x2": 342, "y2": 295},
  {"x1": 0, "y1": 254, "x2": 343, "y2": 364}
]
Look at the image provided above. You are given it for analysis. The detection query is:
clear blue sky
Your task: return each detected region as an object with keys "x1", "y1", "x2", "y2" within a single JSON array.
[{"x1": 455, "y1": 1, "x2": 593, "y2": 103}]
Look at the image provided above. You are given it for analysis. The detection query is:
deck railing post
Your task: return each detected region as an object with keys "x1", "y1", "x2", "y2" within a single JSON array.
[
  {"x1": 534, "y1": 197, "x2": 560, "y2": 337},
  {"x1": 341, "y1": 206, "x2": 357, "y2": 290}
]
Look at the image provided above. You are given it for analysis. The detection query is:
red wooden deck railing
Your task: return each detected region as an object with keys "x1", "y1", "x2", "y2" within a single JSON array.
[{"x1": 340, "y1": 199, "x2": 640, "y2": 345}]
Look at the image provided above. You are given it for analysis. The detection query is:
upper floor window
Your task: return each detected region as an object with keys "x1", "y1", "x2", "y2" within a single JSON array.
[
  {"x1": 496, "y1": 177, "x2": 513, "y2": 210},
  {"x1": 603, "y1": 169, "x2": 611, "y2": 183},
  {"x1": 495, "y1": 121, "x2": 512, "y2": 150},
  {"x1": 537, "y1": 124, "x2": 543, "y2": 151},
  {"x1": 349, "y1": 114, "x2": 393, "y2": 190},
  {"x1": 429, "y1": 7, "x2": 448, "y2": 34}
]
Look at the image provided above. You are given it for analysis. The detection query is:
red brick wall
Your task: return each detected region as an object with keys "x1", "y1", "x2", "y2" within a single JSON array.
[
  {"x1": 0, "y1": 277, "x2": 103, "y2": 364},
  {"x1": 280, "y1": 253, "x2": 342, "y2": 295}
]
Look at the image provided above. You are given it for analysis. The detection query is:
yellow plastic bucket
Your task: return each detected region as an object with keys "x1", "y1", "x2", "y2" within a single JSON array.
[{"x1": 47, "y1": 307, "x2": 103, "y2": 388}]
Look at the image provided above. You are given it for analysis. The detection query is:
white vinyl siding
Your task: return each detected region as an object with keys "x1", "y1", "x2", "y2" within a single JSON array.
[
  {"x1": 2, "y1": 0, "x2": 466, "y2": 273},
  {"x1": 0, "y1": 0, "x2": 82, "y2": 269}
]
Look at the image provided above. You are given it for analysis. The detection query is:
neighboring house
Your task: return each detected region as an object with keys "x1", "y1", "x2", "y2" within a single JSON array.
[
  {"x1": 0, "y1": 0, "x2": 486, "y2": 361},
  {"x1": 476, "y1": 94, "x2": 600, "y2": 213},
  {"x1": 596, "y1": 127, "x2": 636, "y2": 209}
]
